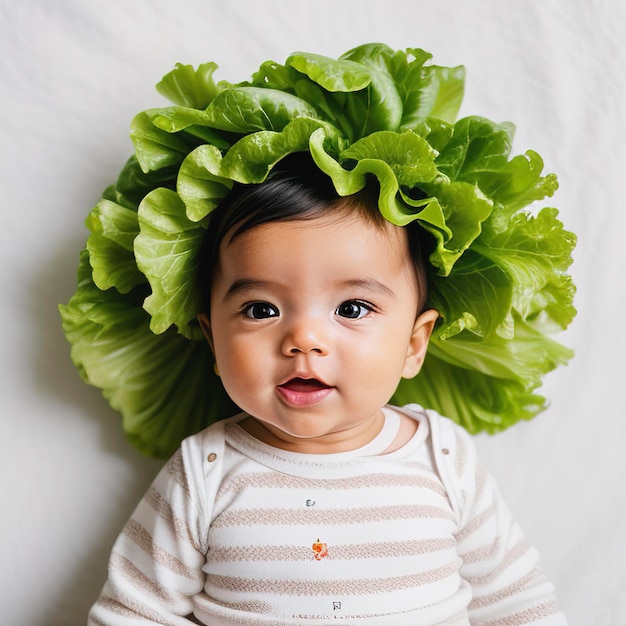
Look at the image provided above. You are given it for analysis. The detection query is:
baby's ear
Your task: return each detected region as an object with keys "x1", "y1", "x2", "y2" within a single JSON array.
[
  {"x1": 197, "y1": 313, "x2": 215, "y2": 354},
  {"x1": 402, "y1": 309, "x2": 438, "y2": 379}
]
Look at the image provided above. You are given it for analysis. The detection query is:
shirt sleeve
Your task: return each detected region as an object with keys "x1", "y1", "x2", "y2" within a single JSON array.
[
  {"x1": 445, "y1": 421, "x2": 568, "y2": 625},
  {"x1": 88, "y1": 430, "x2": 219, "y2": 625}
]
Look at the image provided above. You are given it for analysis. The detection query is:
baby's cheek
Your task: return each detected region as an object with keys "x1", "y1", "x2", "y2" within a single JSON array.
[{"x1": 219, "y1": 352, "x2": 266, "y2": 406}]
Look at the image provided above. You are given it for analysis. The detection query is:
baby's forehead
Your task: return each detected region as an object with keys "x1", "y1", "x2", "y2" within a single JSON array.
[
  {"x1": 218, "y1": 213, "x2": 413, "y2": 285},
  {"x1": 226, "y1": 203, "x2": 406, "y2": 247}
]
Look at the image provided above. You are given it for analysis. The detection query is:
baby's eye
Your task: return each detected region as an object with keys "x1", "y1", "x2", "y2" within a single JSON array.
[
  {"x1": 242, "y1": 302, "x2": 279, "y2": 319},
  {"x1": 335, "y1": 300, "x2": 373, "y2": 320}
]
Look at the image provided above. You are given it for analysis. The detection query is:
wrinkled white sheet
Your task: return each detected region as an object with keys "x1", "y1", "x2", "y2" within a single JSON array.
[{"x1": 2, "y1": 1, "x2": 624, "y2": 624}]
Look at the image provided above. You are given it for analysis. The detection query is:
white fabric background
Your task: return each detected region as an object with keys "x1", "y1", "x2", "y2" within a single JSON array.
[{"x1": 1, "y1": 1, "x2": 624, "y2": 624}]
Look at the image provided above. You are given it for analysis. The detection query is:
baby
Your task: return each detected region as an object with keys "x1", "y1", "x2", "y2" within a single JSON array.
[{"x1": 88, "y1": 154, "x2": 567, "y2": 625}]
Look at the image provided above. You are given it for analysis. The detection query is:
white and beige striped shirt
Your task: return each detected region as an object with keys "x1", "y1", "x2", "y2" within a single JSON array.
[{"x1": 88, "y1": 405, "x2": 567, "y2": 625}]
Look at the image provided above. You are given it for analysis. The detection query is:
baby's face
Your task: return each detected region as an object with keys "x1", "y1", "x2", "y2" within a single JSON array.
[{"x1": 202, "y1": 210, "x2": 436, "y2": 453}]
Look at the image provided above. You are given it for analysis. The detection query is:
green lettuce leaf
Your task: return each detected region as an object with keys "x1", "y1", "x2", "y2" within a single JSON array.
[
  {"x1": 393, "y1": 352, "x2": 546, "y2": 433},
  {"x1": 203, "y1": 87, "x2": 320, "y2": 133},
  {"x1": 292, "y1": 47, "x2": 402, "y2": 137},
  {"x1": 428, "y1": 249, "x2": 513, "y2": 340},
  {"x1": 475, "y1": 206, "x2": 577, "y2": 328},
  {"x1": 339, "y1": 130, "x2": 440, "y2": 186},
  {"x1": 341, "y1": 43, "x2": 465, "y2": 127},
  {"x1": 394, "y1": 312, "x2": 573, "y2": 433},
  {"x1": 110, "y1": 155, "x2": 178, "y2": 210},
  {"x1": 130, "y1": 110, "x2": 197, "y2": 173},
  {"x1": 134, "y1": 188, "x2": 208, "y2": 338},
  {"x1": 85, "y1": 200, "x2": 144, "y2": 294},
  {"x1": 156, "y1": 61, "x2": 222, "y2": 109},
  {"x1": 309, "y1": 128, "x2": 439, "y2": 224},
  {"x1": 218, "y1": 118, "x2": 344, "y2": 183},
  {"x1": 286, "y1": 52, "x2": 372, "y2": 92},
  {"x1": 60, "y1": 251, "x2": 234, "y2": 458},
  {"x1": 434, "y1": 116, "x2": 559, "y2": 214},
  {"x1": 420, "y1": 180, "x2": 493, "y2": 275},
  {"x1": 177, "y1": 144, "x2": 233, "y2": 222},
  {"x1": 251, "y1": 60, "x2": 301, "y2": 91}
]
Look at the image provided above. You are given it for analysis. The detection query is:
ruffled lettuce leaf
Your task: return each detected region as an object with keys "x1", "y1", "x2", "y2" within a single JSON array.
[
  {"x1": 393, "y1": 312, "x2": 573, "y2": 433},
  {"x1": 203, "y1": 87, "x2": 321, "y2": 133},
  {"x1": 419, "y1": 180, "x2": 493, "y2": 276},
  {"x1": 434, "y1": 116, "x2": 559, "y2": 214},
  {"x1": 340, "y1": 43, "x2": 465, "y2": 128},
  {"x1": 176, "y1": 118, "x2": 344, "y2": 224},
  {"x1": 310, "y1": 129, "x2": 493, "y2": 273},
  {"x1": 475, "y1": 207, "x2": 576, "y2": 328},
  {"x1": 85, "y1": 200, "x2": 143, "y2": 294},
  {"x1": 60, "y1": 252, "x2": 234, "y2": 458},
  {"x1": 217, "y1": 118, "x2": 344, "y2": 184},
  {"x1": 290, "y1": 48, "x2": 403, "y2": 137},
  {"x1": 134, "y1": 188, "x2": 208, "y2": 338},
  {"x1": 156, "y1": 61, "x2": 222, "y2": 109},
  {"x1": 428, "y1": 249, "x2": 513, "y2": 340},
  {"x1": 309, "y1": 128, "x2": 442, "y2": 223},
  {"x1": 130, "y1": 110, "x2": 197, "y2": 173},
  {"x1": 393, "y1": 351, "x2": 546, "y2": 433},
  {"x1": 111, "y1": 155, "x2": 178, "y2": 209},
  {"x1": 286, "y1": 52, "x2": 372, "y2": 92},
  {"x1": 177, "y1": 144, "x2": 233, "y2": 222}
]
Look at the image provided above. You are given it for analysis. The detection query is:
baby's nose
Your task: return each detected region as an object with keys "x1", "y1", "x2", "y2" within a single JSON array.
[{"x1": 280, "y1": 316, "x2": 330, "y2": 356}]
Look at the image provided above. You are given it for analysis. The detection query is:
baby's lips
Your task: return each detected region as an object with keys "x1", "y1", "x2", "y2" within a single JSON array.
[{"x1": 275, "y1": 377, "x2": 335, "y2": 407}]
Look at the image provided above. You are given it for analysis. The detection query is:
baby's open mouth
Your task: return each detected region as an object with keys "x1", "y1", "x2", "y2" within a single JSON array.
[
  {"x1": 276, "y1": 378, "x2": 334, "y2": 406},
  {"x1": 278, "y1": 378, "x2": 331, "y2": 392}
]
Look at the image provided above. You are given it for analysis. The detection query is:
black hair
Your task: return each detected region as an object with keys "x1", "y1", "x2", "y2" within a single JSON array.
[{"x1": 196, "y1": 152, "x2": 434, "y2": 315}]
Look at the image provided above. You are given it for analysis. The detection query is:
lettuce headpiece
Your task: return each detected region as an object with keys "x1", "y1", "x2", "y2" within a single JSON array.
[{"x1": 60, "y1": 44, "x2": 576, "y2": 458}]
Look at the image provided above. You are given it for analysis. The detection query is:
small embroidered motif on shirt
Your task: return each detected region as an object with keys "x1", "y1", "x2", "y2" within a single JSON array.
[{"x1": 312, "y1": 538, "x2": 329, "y2": 560}]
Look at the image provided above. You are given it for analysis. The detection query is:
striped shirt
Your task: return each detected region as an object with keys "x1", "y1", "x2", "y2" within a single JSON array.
[{"x1": 88, "y1": 405, "x2": 567, "y2": 625}]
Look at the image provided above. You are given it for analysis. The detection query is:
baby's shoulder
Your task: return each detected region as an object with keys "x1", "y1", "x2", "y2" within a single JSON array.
[
  {"x1": 180, "y1": 414, "x2": 243, "y2": 453},
  {"x1": 393, "y1": 404, "x2": 479, "y2": 518},
  {"x1": 174, "y1": 414, "x2": 247, "y2": 489},
  {"x1": 393, "y1": 403, "x2": 475, "y2": 453}
]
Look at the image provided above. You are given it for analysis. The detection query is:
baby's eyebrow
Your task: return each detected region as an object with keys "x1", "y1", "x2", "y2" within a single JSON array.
[
  {"x1": 223, "y1": 278, "x2": 273, "y2": 300},
  {"x1": 335, "y1": 278, "x2": 395, "y2": 297}
]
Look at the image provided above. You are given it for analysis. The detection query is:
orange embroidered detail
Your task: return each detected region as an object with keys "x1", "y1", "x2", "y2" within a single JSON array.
[{"x1": 311, "y1": 538, "x2": 329, "y2": 560}]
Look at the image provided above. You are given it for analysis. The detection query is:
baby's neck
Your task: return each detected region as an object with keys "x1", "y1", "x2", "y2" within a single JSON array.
[
  {"x1": 238, "y1": 411, "x2": 385, "y2": 454},
  {"x1": 238, "y1": 408, "x2": 417, "y2": 455}
]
